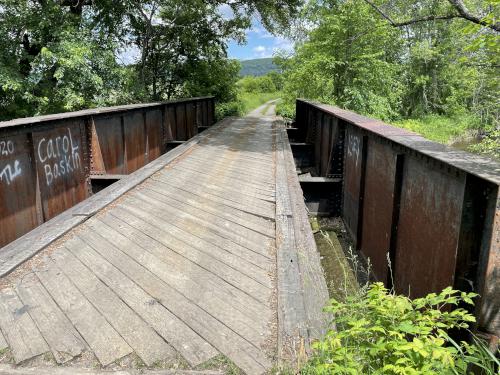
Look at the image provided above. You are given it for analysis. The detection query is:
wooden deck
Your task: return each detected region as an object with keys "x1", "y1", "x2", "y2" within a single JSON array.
[{"x1": 0, "y1": 106, "x2": 329, "y2": 374}]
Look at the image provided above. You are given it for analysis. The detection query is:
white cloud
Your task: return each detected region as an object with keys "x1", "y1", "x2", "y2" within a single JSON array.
[{"x1": 252, "y1": 45, "x2": 272, "y2": 58}]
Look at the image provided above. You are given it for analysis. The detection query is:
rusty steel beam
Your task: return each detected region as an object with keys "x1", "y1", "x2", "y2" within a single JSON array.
[
  {"x1": 296, "y1": 98, "x2": 500, "y2": 338},
  {"x1": 0, "y1": 97, "x2": 215, "y2": 249}
]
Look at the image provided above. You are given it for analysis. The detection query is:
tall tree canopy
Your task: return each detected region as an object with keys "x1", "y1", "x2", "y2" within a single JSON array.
[
  {"x1": 278, "y1": 0, "x2": 499, "y2": 127},
  {"x1": 0, "y1": 0, "x2": 301, "y2": 120}
]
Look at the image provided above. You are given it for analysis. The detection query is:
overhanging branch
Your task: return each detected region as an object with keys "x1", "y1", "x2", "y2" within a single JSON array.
[{"x1": 363, "y1": 0, "x2": 499, "y2": 32}]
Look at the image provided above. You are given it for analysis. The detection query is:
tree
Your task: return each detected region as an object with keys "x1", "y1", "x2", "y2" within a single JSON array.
[
  {"x1": 363, "y1": 0, "x2": 500, "y2": 32},
  {"x1": 0, "y1": 0, "x2": 302, "y2": 119}
]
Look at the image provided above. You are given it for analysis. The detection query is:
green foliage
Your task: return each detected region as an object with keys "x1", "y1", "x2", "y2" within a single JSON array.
[
  {"x1": 469, "y1": 130, "x2": 500, "y2": 159},
  {"x1": 0, "y1": 0, "x2": 300, "y2": 120},
  {"x1": 215, "y1": 101, "x2": 244, "y2": 121},
  {"x1": 278, "y1": 0, "x2": 405, "y2": 121},
  {"x1": 394, "y1": 115, "x2": 474, "y2": 144},
  {"x1": 239, "y1": 92, "x2": 280, "y2": 114},
  {"x1": 277, "y1": 0, "x2": 499, "y2": 157},
  {"x1": 238, "y1": 75, "x2": 278, "y2": 93},
  {"x1": 302, "y1": 283, "x2": 499, "y2": 375},
  {"x1": 276, "y1": 101, "x2": 296, "y2": 119},
  {"x1": 239, "y1": 58, "x2": 279, "y2": 76}
]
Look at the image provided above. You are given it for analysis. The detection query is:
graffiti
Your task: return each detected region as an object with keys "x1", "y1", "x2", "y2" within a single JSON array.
[
  {"x1": 37, "y1": 128, "x2": 82, "y2": 186},
  {"x1": 0, "y1": 160, "x2": 22, "y2": 185},
  {"x1": 0, "y1": 140, "x2": 14, "y2": 156},
  {"x1": 347, "y1": 133, "x2": 360, "y2": 167}
]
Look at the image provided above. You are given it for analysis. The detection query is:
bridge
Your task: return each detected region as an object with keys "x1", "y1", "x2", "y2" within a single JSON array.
[{"x1": 0, "y1": 97, "x2": 498, "y2": 374}]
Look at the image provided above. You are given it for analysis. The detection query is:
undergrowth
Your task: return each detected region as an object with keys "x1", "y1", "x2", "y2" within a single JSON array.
[{"x1": 302, "y1": 235, "x2": 499, "y2": 374}]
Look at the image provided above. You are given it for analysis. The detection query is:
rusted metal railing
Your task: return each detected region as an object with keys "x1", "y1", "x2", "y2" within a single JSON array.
[
  {"x1": 295, "y1": 99, "x2": 499, "y2": 338},
  {"x1": 0, "y1": 97, "x2": 215, "y2": 249}
]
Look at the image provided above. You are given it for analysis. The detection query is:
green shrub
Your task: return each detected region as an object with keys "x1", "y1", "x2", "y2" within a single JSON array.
[
  {"x1": 302, "y1": 283, "x2": 499, "y2": 374},
  {"x1": 215, "y1": 101, "x2": 243, "y2": 121},
  {"x1": 276, "y1": 101, "x2": 296, "y2": 120},
  {"x1": 468, "y1": 130, "x2": 500, "y2": 160}
]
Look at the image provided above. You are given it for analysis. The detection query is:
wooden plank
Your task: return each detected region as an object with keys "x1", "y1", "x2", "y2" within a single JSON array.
[
  {"x1": 168, "y1": 163, "x2": 275, "y2": 192},
  {"x1": 119, "y1": 199, "x2": 272, "y2": 269},
  {"x1": 282, "y1": 124, "x2": 330, "y2": 341},
  {"x1": 163, "y1": 167, "x2": 275, "y2": 199},
  {"x1": 0, "y1": 364, "x2": 223, "y2": 375},
  {"x1": 97, "y1": 213, "x2": 271, "y2": 295},
  {"x1": 62, "y1": 226, "x2": 271, "y2": 374},
  {"x1": 64, "y1": 236, "x2": 217, "y2": 367},
  {"x1": 275, "y1": 126, "x2": 308, "y2": 362},
  {"x1": 14, "y1": 274, "x2": 86, "y2": 363},
  {"x1": 151, "y1": 176, "x2": 275, "y2": 220},
  {"x1": 178, "y1": 155, "x2": 274, "y2": 180},
  {"x1": 137, "y1": 185, "x2": 274, "y2": 243},
  {"x1": 0, "y1": 288, "x2": 48, "y2": 364},
  {"x1": 129, "y1": 192, "x2": 271, "y2": 257},
  {"x1": 49, "y1": 248, "x2": 175, "y2": 366},
  {"x1": 155, "y1": 170, "x2": 276, "y2": 203},
  {"x1": 143, "y1": 182, "x2": 275, "y2": 238},
  {"x1": 80, "y1": 219, "x2": 272, "y2": 343},
  {"x1": 35, "y1": 257, "x2": 133, "y2": 366},
  {"x1": 150, "y1": 176, "x2": 275, "y2": 220},
  {"x1": 185, "y1": 154, "x2": 274, "y2": 178},
  {"x1": 136, "y1": 189, "x2": 273, "y2": 248}
]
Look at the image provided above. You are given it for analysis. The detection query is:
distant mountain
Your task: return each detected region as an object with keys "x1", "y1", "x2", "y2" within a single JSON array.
[{"x1": 239, "y1": 58, "x2": 279, "y2": 77}]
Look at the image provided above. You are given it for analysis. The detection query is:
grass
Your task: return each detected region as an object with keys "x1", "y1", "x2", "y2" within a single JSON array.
[
  {"x1": 393, "y1": 114, "x2": 475, "y2": 144},
  {"x1": 239, "y1": 91, "x2": 281, "y2": 114}
]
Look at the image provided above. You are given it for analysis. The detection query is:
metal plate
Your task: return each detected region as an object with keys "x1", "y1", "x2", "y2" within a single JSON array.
[
  {"x1": 165, "y1": 105, "x2": 177, "y2": 141},
  {"x1": 360, "y1": 140, "x2": 397, "y2": 282},
  {"x1": 395, "y1": 156, "x2": 466, "y2": 297},
  {"x1": 32, "y1": 120, "x2": 88, "y2": 220},
  {"x1": 92, "y1": 116, "x2": 125, "y2": 174},
  {"x1": 145, "y1": 109, "x2": 162, "y2": 161},
  {"x1": 123, "y1": 111, "x2": 146, "y2": 173},
  {"x1": 0, "y1": 133, "x2": 39, "y2": 248},
  {"x1": 185, "y1": 103, "x2": 196, "y2": 139},
  {"x1": 175, "y1": 104, "x2": 187, "y2": 140},
  {"x1": 342, "y1": 126, "x2": 364, "y2": 244}
]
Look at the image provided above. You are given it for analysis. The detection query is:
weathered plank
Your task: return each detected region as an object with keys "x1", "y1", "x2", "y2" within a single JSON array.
[
  {"x1": 149, "y1": 177, "x2": 275, "y2": 220},
  {"x1": 153, "y1": 175, "x2": 276, "y2": 219},
  {"x1": 116, "y1": 202, "x2": 272, "y2": 272},
  {"x1": 167, "y1": 163, "x2": 275, "y2": 192},
  {"x1": 61, "y1": 227, "x2": 271, "y2": 374},
  {"x1": 14, "y1": 274, "x2": 86, "y2": 363},
  {"x1": 0, "y1": 364, "x2": 223, "y2": 375},
  {"x1": 49, "y1": 248, "x2": 175, "y2": 366},
  {"x1": 139, "y1": 188, "x2": 273, "y2": 242},
  {"x1": 79, "y1": 220, "x2": 271, "y2": 346},
  {"x1": 123, "y1": 195, "x2": 271, "y2": 260},
  {"x1": 274, "y1": 126, "x2": 308, "y2": 362},
  {"x1": 144, "y1": 180, "x2": 275, "y2": 229},
  {"x1": 281, "y1": 123, "x2": 330, "y2": 340},
  {"x1": 35, "y1": 257, "x2": 133, "y2": 366},
  {"x1": 0, "y1": 288, "x2": 48, "y2": 363},
  {"x1": 143, "y1": 182, "x2": 275, "y2": 238},
  {"x1": 154, "y1": 170, "x2": 276, "y2": 203},
  {"x1": 64, "y1": 236, "x2": 217, "y2": 367},
  {"x1": 96, "y1": 214, "x2": 272, "y2": 298},
  {"x1": 133, "y1": 190, "x2": 272, "y2": 255}
]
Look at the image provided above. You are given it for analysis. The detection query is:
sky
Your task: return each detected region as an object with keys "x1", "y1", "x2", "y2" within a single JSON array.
[
  {"x1": 219, "y1": 4, "x2": 294, "y2": 61},
  {"x1": 226, "y1": 21, "x2": 294, "y2": 60},
  {"x1": 118, "y1": 7, "x2": 295, "y2": 64}
]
